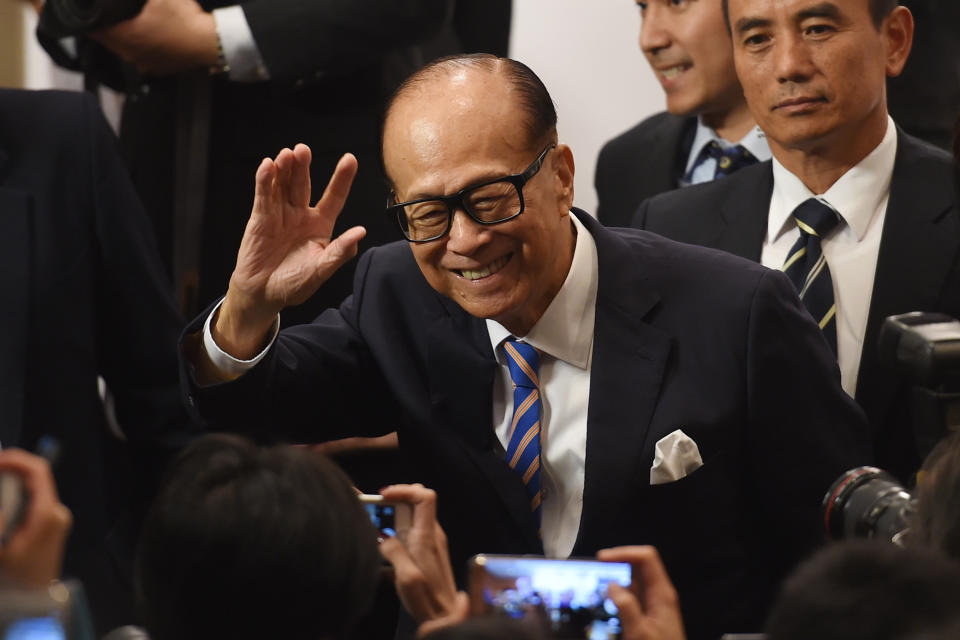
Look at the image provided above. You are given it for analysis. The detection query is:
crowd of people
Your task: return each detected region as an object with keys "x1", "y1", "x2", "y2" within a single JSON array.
[{"x1": 1, "y1": 0, "x2": 959, "y2": 638}]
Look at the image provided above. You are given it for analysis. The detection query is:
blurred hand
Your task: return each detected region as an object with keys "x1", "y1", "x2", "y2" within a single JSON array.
[
  {"x1": 596, "y1": 546, "x2": 686, "y2": 640},
  {"x1": 214, "y1": 144, "x2": 365, "y2": 358},
  {"x1": 0, "y1": 449, "x2": 72, "y2": 589},
  {"x1": 91, "y1": 0, "x2": 218, "y2": 75},
  {"x1": 378, "y1": 484, "x2": 469, "y2": 637}
]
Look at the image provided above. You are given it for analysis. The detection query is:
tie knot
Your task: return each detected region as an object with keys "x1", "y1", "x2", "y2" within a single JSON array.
[
  {"x1": 792, "y1": 198, "x2": 840, "y2": 239},
  {"x1": 503, "y1": 340, "x2": 540, "y2": 389},
  {"x1": 706, "y1": 141, "x2": 755, "y2": 169}
]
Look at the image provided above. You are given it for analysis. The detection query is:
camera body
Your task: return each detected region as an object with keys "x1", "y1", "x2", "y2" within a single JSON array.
[{"x1": 38, "y1": 0, "x2": 147, "y2": 38}]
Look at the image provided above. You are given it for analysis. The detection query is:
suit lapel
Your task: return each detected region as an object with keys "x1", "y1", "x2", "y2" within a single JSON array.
[
  {"x1": 0, "y1": 175, "x2": 31, "y2": 447},
  {"x1": 856, "y1": 133, "x2": 960, "y2": 419},
  {"x1": 575, "y1": 214, "x2": 673, "y2": 552},
  {"x1": 714, "y1": 163, "x2": 774, "y2": 261},
  {"x1": 426, "y1": 293, "x2": 542, "y2": 550}
]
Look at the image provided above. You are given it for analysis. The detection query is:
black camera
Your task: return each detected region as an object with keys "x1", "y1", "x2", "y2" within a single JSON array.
[
  {"x1": 822, "y1": 466, "x2": 914, "y2": 543},
  {"x1": 38, "y1": 0, "x2": 146, "y2": 38}
]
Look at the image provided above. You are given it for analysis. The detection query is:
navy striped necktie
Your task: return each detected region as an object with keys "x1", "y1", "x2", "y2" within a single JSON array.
[
  {"x1": 781, "y1": 198, "x2": 841, "y2": 355},
  {"x1": 502, "y1": 339, "x2": 542, "y2": 529},
  {"x1": 688, "y1": 140, "x2": 759, "y2": 181}
]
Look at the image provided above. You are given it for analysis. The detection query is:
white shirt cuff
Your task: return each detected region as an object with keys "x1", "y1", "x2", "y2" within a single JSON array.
[
  {"x1": 212, "y1": 6, "x2": 270, "y2": 82},
  {"x1": 202, "y1": 299, "x2": 280, "y2": 380}
]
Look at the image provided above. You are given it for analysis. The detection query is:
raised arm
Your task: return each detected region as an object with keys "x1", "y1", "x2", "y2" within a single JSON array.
[{"x1": 213, "y1": 144, "x2": 366, "y2": 359}]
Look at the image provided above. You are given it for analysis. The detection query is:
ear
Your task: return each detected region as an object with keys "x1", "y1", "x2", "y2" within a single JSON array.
[
  {"x1": 552, "y1": 143, "x2": 576, "y2": 213},
  {"x1": 881, "y1": 6, "x2": 913, "y2": 78}
]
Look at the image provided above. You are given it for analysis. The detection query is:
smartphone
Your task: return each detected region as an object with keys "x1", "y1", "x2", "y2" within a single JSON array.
[
  {"x1": 358, "y1": 494, "x2": 412, "y2": 542},
  {"x1": 468, "y1": 554, "x2": 632, "y2": 640}
]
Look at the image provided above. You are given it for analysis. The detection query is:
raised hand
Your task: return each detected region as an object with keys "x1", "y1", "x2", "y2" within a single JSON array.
[
  {"x1": 215, "y1": 144, "x2": 366, "y2": 358},
  {"x1": 596, "y1": 546, "x2": 686, "y2": 640}
]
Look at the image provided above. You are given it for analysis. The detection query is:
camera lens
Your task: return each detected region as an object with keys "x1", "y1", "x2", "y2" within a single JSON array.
[{"x1": 823, "y1": 466, "x2": 914, "y2": 541}]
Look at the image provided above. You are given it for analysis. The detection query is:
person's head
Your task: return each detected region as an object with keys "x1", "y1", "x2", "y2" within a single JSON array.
[
  {"x1": 381, "y1": 55, "x2": 576, "y2": 337},
  {"x1": 723, "y1": 0, "x2": 913, "y2": 161},
  {"x1": 135, "y1": 434, "x2": 380, "y2": 640},
  {"x1": 764, "y1": 541, "x2": 960, "y2": 640},
  {"x1": 909, "y1": 431, "x2": 960, "y2": 561},
  {"x1": 636, "y1": 0, "x2": 747, "y2": 126},
  {"x1": 421, "y1": 616, "x2": 546, "y2": 640}
]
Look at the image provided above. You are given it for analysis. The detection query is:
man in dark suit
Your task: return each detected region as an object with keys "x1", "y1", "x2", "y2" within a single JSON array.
[
  {"x1": 0, "y1": 89, "x2": 198, "y2": 631},
  {"x1": 594, "y1": 0, "x2": 769, "y2": 227},
  {"x1": 634, "y1": 0, "x2": 958, "y2": 481},
  {"x1": 181, "y1": 55, "x2": 870, "y2": 640}
]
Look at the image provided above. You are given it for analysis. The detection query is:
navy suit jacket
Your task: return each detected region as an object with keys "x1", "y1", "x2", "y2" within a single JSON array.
[
  {"x1": 634, "y1": 131, "x2": 960, "y2": 481},
  {"x1": 595, "y1": 112, "x2": 696, "y2": 228},
  {"x1": 0, "y1": 89, "x2": 198, "y2": 631},
  {"x1": 182, "y1": 210, "x2": 870, "y2": 640}
]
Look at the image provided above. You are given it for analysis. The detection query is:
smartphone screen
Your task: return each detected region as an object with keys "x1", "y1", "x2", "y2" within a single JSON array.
[
  {"x1": 364, "y1": 502, "x2": 399, "y2": 538},
  {"x1": 470, "y1": 555, "x2": 631, "y2": 639},
  {"x1": 3, "y1": 617, "x2": 66, "y2": 640}
]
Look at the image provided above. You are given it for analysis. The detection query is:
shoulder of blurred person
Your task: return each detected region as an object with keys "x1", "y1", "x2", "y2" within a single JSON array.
[
  {"x1": 135, "y1": 433, "x2": 380, "y2": 640},
  {"x1": 595, "y1": 111, "x2": 696, "y2": 228},
  {"x1": 764, "y1": 541, "x2": 960, "y2": 640}
]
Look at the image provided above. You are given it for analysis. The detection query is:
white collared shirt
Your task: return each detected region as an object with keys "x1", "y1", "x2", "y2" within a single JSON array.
[
  {"x1": 761, "y1": 116, "x2": 898, "y2": 396},
  {"x1": 683, "y1": 118, "x2": 772, "y2": 186},
  {"x1": 486, "y1": 212, "x2": 599, "y2": 559}
]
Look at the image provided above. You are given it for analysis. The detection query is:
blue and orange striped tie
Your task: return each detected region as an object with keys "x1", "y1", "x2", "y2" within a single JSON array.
[{"x1": 503, "y1": 339, "x2": 542, "y2": 529}]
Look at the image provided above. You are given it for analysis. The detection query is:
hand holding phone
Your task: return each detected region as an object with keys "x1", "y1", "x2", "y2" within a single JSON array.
[
  {"x1": 375, "y1": 484, "x2": 468, "y2": 633},
  {"x1": 596, "y1": 546, "x2": 686, "y2": 640},
  {"x1": 358, "y1": 494, "x2": 412, "y2": 543},
  {"x1": 0, "y1": 449, "x2": 72, "y2": 589}
]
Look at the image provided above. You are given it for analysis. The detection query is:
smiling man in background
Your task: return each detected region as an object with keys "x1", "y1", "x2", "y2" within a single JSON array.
[
  {"x1": 635, "y1": 0, "x2": 960, "y2": 481},
  {"x1": 595, "y1": 0, "x2": 771, "y2": 227}
]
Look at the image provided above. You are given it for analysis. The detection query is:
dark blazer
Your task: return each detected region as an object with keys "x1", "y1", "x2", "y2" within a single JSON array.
[
  {"x1": 0, "y1": 89, "x2": 197, "y2": 632},
  {"x1": 595, "y1": 111, "x2": 696, "y2": 228},
  {"x1": 114, "y1": 1, "x2": 480, "y2": 324},
  {"x1": 182, "y1": 211, "x2": 870, "y2": 640},
  {"x1": 634, "y1": 131, "x2": 960, "y2": 481}
]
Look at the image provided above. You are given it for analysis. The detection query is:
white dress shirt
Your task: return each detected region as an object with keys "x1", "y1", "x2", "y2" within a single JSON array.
[
  {"x1": 683, "y1": 118, "x2": 772, "y2": 186},
  {"x1": 761, "y1": 116, "x2": 898, "y2": 396},
  {"x1": 211, "y1": 6, "x2": 270, "y2": 82},
  {"x1": 202, "y1": 212, "x2": 599, "y2": 558},
  {"x1": 486, "y1": 213, "x2": 599, "y2": 559}
]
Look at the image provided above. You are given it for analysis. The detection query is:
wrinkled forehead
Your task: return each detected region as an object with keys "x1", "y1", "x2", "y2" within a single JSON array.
[{"x1": 382, "y1": 74, "x2": 535, "y2": 198}]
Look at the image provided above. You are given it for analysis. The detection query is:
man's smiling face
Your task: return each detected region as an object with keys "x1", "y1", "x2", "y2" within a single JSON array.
[{"x1": 382, "y1": 65, "x2": 575, "y2": 336}]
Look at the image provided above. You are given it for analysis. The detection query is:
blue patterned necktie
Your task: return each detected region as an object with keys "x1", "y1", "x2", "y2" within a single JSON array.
[
  {"x1": 689, "y1": 140, "x2": 758, "y2": 181},
  {"x1": 502, "y1": 339, "x2": 542, "y2": 529},
  {"x1": 781, "y1": 198, "x2": 841, "y2": 356}
]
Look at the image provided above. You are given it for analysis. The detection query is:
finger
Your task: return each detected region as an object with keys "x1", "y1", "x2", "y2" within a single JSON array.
[
  {"x1": 316, "y1": 153, "x2": 358, "y2": 214},
  {"x1": 314, "y1": 226, "x2": 367, "y2": 282},
  {"x1": 273, "y1": 147, "x2": 295, "y2": 208},
  {"x1": 606, "y1": 583, "x2": 646, "y2": 640},
  {"x1": 598, "y1": 546, "x2": 679, "y2": 610},
  {"x1": 0, "y1": 449, "x2": 60, "y2": 502},
  {"x1": 252, "y1": 157, "x2": 276, "y2": 217},
  {"x1": 380, "y1": 483, "x2": 437, "y2": 531},
  {"x1": 288, "y1": 143, "x2": 313, "y2": 207},
  {"x1": 416, "y1": 592, "x2": 470, "y2": 638}
]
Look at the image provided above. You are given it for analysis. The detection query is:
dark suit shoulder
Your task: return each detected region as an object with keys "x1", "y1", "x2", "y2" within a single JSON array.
[
  {"x1": 595, "y1": 112, "x2": 696, "y2": 229},
  {"x1": 0, "y1": 88, "x2": 96, "y2": 143}
]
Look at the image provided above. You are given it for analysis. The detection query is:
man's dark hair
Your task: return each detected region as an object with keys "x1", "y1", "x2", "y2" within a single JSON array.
[
  {"x1": 764, "y1": 541, "x2": 960, "y2": 640},
  {"x1": 909, "y1": 431, "x2": 960, "y2": 561},
  {"x1": 722, "y1": 0, "x2": 899, "y2": 32},
  {"x1": 134, "y1": 434, "x2": 381, "y2": 640},
  {"x1": 380, "y1": 54, "x2": 558, "y2": 186}
]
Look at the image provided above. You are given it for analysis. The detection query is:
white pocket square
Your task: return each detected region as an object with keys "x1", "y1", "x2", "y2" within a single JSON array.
[{"x1": 650, "y1": 429, "x2": 704, "y2": 485}]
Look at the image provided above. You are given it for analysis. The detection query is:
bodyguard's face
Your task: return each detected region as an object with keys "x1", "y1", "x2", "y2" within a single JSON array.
[
  {"x1": 728, "y1": 0, "x2": 912, "y2": 155},
  {"x1": 382, "y1": 69, "x2": 576, "y2": 337},
  {"x1": 637, "y1": 0, "x2": 743, "y2": 118}
]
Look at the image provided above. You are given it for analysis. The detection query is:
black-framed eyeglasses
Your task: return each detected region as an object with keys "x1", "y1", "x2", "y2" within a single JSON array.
[{"x1": 387, "y1": 144, "x2": 556, "y2": 243}]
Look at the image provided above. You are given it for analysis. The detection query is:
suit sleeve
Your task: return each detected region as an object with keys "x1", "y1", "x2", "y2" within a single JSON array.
[
  {"x1": 83, "y1": 93, "x2": 200, "y2": 456},
  {"x1": 179, "y1": 249, "x2": 398, "y2": 444},
  {"x1": 744, "y1": 268, "x2": 872, "y2": 574},
  {"x1": 632, "y1": 197, "x2": 651, "y2": 229},
  {"x1": 240, "y1": 0, "x2": 454, "y2": 82}
]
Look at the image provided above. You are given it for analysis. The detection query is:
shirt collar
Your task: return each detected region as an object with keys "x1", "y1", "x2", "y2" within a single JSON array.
[
  {"x1": 486, "y1": 212, "x2": 599, "y2": 369},
  {"x1": 768, "y1": 115, "x2": 898, "y2": 243},
  {"x1": 684, "y1": 116, "x2": 773, "y2": 175}
]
